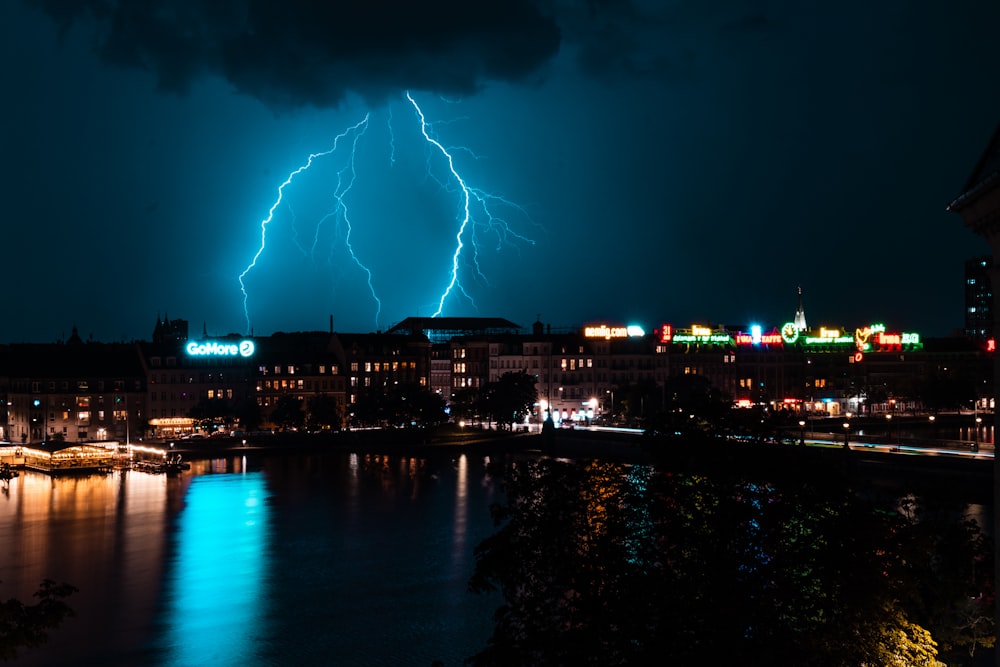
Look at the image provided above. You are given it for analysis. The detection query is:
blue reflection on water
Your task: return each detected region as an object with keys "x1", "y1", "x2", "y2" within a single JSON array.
[{"x1": 155, "y1": 471, "x2": 270, "y2": 666}]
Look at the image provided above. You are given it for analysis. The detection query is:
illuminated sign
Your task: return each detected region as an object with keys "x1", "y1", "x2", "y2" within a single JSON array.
[
  {"x1": 780, "y1": 323, "x2": 799, "y2": 344},
  {"x1": 804, "y1": 334, "x2": 854, "y2": 345},
  {"x1": 877, "y1": 332, "x2": 900, "y2": 346},
  {"x1": 673, "y1": 334, "x2": 734, "y2": 345},
  {"x1": 855, "y1": 326, "x2": 874, "y2": 351},
  {"x1": 186, "y1": 340, "x2": 256, "y2": 358},
  {"x1": 584, "y1": 324, "x2": 645, "y2": 339},
  {"x1": 659, "y1": 324, "x2": 672, "y2": 343},
  {"x1": 988, "y1": 338, "x2": 996, "y2": 353},
  {"x1": 853, "y1": 324, "x2": 921, "y2": 351},
  {"x1": 734, "y1": 329, "x2": 783, "y2": 346}
]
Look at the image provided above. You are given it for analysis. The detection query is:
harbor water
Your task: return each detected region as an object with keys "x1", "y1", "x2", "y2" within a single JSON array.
[{"x1": 0, "y1": 449, "x2": 504, "y2": 667}]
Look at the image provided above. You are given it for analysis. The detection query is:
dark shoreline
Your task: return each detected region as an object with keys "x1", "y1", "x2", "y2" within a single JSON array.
[{"x1": 156, "y1": 426, "x2": 992, "y2": 504}]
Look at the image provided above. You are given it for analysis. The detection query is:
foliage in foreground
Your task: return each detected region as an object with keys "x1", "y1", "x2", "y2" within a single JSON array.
[
  {"x1": 0, "y1": 579, "x2": 77, "y2": 662},
  {"x1": 468, "y1": 459, "x2": 992, "y2": 666}
]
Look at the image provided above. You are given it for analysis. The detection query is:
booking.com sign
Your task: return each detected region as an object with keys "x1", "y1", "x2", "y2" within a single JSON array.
[{"x1": 185, "y1": 340, "x2": 256, "y2": 358}]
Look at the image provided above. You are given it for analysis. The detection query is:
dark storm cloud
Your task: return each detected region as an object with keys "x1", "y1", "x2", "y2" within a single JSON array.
[
  {"x1": 552, "y1": 0, "x2": 775, "y2": 82},
  {"x1": 28, "y1": 0, "x2": 562, "y2": 108}
]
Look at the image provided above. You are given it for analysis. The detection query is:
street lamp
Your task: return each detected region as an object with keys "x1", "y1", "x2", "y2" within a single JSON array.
[
  {"x1": 842, "y1": 421, "x2": 850, "y2": 449},
  {"x1": 798, "y1": 419, "x2": 805, "y2": 446},
  {"x1": 975, "y1": 415, "x2": 982, "y2": 452},
  {"x1": 886, "y1": 413, "x2": 893, "y2": 445}
]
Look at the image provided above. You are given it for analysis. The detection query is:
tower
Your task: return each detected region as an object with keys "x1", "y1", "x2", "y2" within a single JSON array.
[
  {"x1": 793, "y1": 286, "x2": 807, "y2": 332},
  {"x1": 965, "y1": 256, "x2": 993, "y2": 340}
]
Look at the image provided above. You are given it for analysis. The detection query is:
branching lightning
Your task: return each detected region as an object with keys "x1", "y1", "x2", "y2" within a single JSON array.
[
  {"x1": 406, "y1": 92, "x2": 536, "y2": 317},
  {"x1": 239, "y1": 116, "x2": 371, "y2": 333},
  {"x1": 239, "y1": 92, "x2": 535, "y2": 334}
]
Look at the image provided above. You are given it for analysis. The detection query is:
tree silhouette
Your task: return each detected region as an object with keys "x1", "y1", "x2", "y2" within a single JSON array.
[
  {"x1": 478, "y1": 371, "x2": 537, "y2": 430},
  {"x1": 306, "y1": 394, "x2": 341, "y2": 431},
  {"x1": 1, "y1": 579, "x2": 77, "y2": 661},
  {"x1": 468, "y1": 458, "x2": 991, "y2": 666},
  {"x1": 268, "y1": 395, "x2": 305, "y2": 431}
]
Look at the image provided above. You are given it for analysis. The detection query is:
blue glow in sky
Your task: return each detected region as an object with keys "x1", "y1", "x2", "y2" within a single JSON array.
[{"x1": 2, "y1": 1, "x2": 1000, "y2": 342}]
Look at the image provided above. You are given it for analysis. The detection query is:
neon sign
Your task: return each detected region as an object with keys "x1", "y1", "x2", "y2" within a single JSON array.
[
  {"x1": 734, "y1": 333, "x2": 783, "y2": 346},
  {"x1": 672, "y1": 334, "x2": 734, "y2": 345},
  {"x1": 584, "y1": 324, "x2": 645, "y2": 340},
  {"x1": 801, "y1": 327, "x2": 850, "y2": 346},
  {"x1": 659, "y1": 324, "x2": 672, "y2": 343},
  {"x1": 734, "y1": 325, "x2": 783, "y2": 346},
  {"x1": 186, "y1": 340, "x2": 256, "y2": 358},
  {"x1": 780, "y1": 323, "x2": 799, "y2": 344}
]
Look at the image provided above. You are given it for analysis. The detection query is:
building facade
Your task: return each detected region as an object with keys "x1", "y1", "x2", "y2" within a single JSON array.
[{"x1": 0, "y1": 310, "x2": 994, "y2": 443}]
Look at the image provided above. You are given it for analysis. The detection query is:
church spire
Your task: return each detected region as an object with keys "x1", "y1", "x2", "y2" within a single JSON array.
[{"x1": 793, "y1": 286, "x2": 807, "y2": 332}]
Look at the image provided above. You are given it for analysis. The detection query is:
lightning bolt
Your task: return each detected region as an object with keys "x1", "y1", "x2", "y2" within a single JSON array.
[
  {"x1": 406, "y1": 91, "x2": 535, "y2": 317},
  {"x1": 334, "y1": 118, "x2": 382, "y2": 326},
  {"x1": 238, "y1": 116, "x2": 372, "y2": 334},
  {"x1": 239, "y1": 93, "x2": 535, "y2": 332}
]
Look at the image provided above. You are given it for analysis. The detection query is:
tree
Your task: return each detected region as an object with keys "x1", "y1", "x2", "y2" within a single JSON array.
[
  {"x1": 395, "y1": 385, "x2": 447, "y2": 426},
  {"x1": 189, "y1": 397, "x2": 232, "y2": 431},
  {"x1": 306, "y1": 394, "x2": 341, "y2": 431},
  {"x1": 351, "y1": 387, "x2": 389, "y2": 427},
  {"x1": 0, "y1": 579, "x2": 77, "y2": 661},
  {"x1": 449, "y1": 387, "x2": 480, "y2": 425},
  {"x1": 232, "y1": 395, "x2": 262, "y2": 432},
  {"x1": 268, "y1": 395, "x2": 305, "y2": 431},
  {"x1": 647, "y1": 373, "x2": 732, "y2": 438},
  {"x1": 352, "y1": 383, "x2": 448, "y2": 428},
  {"x1": 615, "y1": 378, "x2": 660, "y2": 426},
  {"x1": 479, "y1": 371, "x2": 537, "y2": 430},
  {"x1": 468, "y1": 458, "x2": 986, "y2": 666}
]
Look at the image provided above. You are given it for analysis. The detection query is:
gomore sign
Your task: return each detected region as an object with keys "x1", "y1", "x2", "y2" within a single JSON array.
[{"x1": 186, "y1": 340, "x2": 256, "y2": 358}]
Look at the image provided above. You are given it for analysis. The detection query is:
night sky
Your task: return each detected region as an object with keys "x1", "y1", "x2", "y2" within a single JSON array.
[{"x1": 3, "y1": 0, "x2": 999, "y2": 344}]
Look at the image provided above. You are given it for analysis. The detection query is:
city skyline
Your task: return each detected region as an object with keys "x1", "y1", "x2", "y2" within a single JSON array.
[{"x1": 3, "y1": 1, "x2": 999, "y2": 343}]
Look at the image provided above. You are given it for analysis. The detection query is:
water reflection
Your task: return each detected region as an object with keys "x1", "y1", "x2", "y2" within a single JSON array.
[
  {"x1": 0, "y1": 469, "x2": 175, "y2": 666},
  {"x1": 152, "y1": 471, "x2": 270, "y2": 667},
  {"x1": 0, "y1": 450, "x2": 501, "y2": 667}
]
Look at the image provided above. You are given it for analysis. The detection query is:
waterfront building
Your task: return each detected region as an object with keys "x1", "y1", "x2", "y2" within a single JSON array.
[
  {"x1": 965, "y1": 256, "x2": 994, "y2": 340},
  {"x1": 330, "y1": 330, "x2": 431, "y2": 414},
  {"x1": 490, "y1": 321, "x2": 599, "y2": 423},
  {"x1": 0, "y1": 326, "x2": 145, "y2": 444},
  {"x1": 255, "y1": 331, "x2": 347, "y2": 428},
  {"x1": 138, "y1": 330, "x2": 256, "y2": 439},
  {"x1": 387, "y1": 316, "x2": 521, "y2": 405},
  {"x1": 0, "y1": 305, "x2": 994, "y2": 442}
]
